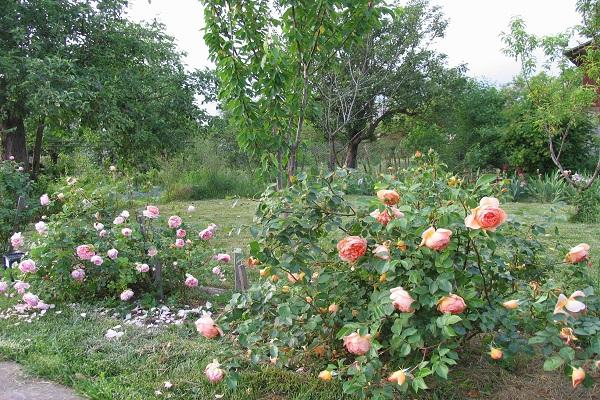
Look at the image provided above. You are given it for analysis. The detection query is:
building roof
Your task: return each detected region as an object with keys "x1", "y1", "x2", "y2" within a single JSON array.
[{"x1": 565, "y1": 39, "x2": 594, "y2": 66}]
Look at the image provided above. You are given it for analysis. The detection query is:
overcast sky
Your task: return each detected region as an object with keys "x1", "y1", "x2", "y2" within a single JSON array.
[{"x1": 127, "y1": 0, "x2": 583, "y2": 86}]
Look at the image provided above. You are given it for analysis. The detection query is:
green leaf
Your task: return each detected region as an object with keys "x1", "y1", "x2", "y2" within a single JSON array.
[{"x1": 543, "y1": 355, "x2": 564, "y2": 371}]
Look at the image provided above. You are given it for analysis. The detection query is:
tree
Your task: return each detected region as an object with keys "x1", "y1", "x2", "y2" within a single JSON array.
[
  {"x1": 310, "y1": 0, "x2": 451, "y2": 169},
  {"x1": 202, "y1": 0, "x2": 386, "y2": 187}
]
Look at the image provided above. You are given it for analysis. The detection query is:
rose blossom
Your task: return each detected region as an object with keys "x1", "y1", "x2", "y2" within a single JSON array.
[
  {"x1": 121, "y1": 228, "x2": 132, "y2": 237},
  {"x1": 93, "y1": 222, "x2": 104, "y2": 231},
  {"x1": 18, "y1": 259, "x2": 37, "y2": 274},
  {"x1": 372, "y1": 243, "x2": 390, "y2": 260},
  {"x1": 0, "y1": 281, "x2": 8, "y2": 292},
  {"x1": 120, "y1": 289, "x2": 134, "y2": 301},
  {"x1": 376, "y1": 189, "x2": 400, "y2": 205},
  {"x1": 120, "y1": 210, "x2": 130, "y2": 218},
  {"x1": 195, "y1": 315, "x2": 222, "y2": 339},
  {"x1": 343, "y1": 331, "x2": 371, "y2": 355},
  {"x1": 572, "y1": 367, "x2": 585, "y2": 388},
  {"x1": 23, "y1": 292, "x2": 39, "y2": 307},
  {"x1": 204, "y1": 360, "x2": 224, "y2": 383},
  {"x1": 14, "y1": 281, "x2": 29, "y2": 295},
  {"x1": 185, "y1": 274, "x2": 198, "y2": 288},
  {"x1": 390, "y1": 287, "x2": 415, "y2": 312},
  {"x1": 136, "y1": 263, "x2": 150, "y2": 273},
  {"x1": 564, "y1": 243, "x2": 590, "y2": 264},
  {"x1": 113, "y1": 216, "x2": 124, "y2": 225},
  {"x1": 560, "y1": 327, "x2": 577, "y2": 345},
  {"x1": 420, "y1": 227, "x2": 452, "y2": 251},
  {"x1": 168, "y1": 215, "x2": 182, "y2": 229},
  {"x1": 554, "y1": 290, "x2": 586, "y2": 317},
  {"x1": 490, "y1": 348, "x2": 503, "y2": 360},
  {"x1": 437, "y1": 294, "x2": 467, "y2": 314},
  {"x1": 109, "y1": 165, "x2": 117, "y2": 172},
  {"x1": 9, "y1": 156, "x2": 14, "y2": 160},
  {"x1": 387, "y1": 370, "x2": 406, "y2": 385},
  {"x1": 35, "y1": 221, "x2": 48, "y2": 235},
  {"x1": 10, "y1": 232, "x2": 24, "y2": 249},
  {"x1": 99, "y1": 230, "x2": 108, "y2": 238},
  {"x1": 187, "y1": 205, "x2": 196, "y2": 212},
  {"x1": 465, "y1": 196, "x2": 507, "y2": 231},
  {"x1": 215, "y1": 253, "x2": 231, "y2": 263},
  {"x1": 502, "y1": 299, "x2": 520, "y2": 310},
  {"x1": 199, "y1": 228, "x2": 214, "y2": 241},
  {"x1": 36, "y1": 301, "x2": 50, "y2": 310},
  {"x1": 76, "y1": 245, "x2": 95, "y2": 260},
  {"x1": 336, "y1": 236, "x2": 368, "y2": 263},
  {"x1": 212, "y1": 266, "x2": 222, "y2": 275},
  {"x1": 90, "y1": 255, "x2": 103, "y2": 266},
  {"x1": 176, "y1": 229, "x2": 186, "y2": 238},
  {"x1": 71, "y1": 268, "x2": 85, "y2": 282},
  {"x1": 319, "y1": 370, "x2": 333, "y2": 381},
  {"x1": 147, "y1": 247, "x2": 158, "y2": 257},
  {"x1": 175, "y1": 238, "x2": 185, "y2": 248},
  {"x1": 107, "y1": 248, "x2": 119, "y2": 260},
  {"x1": 40, "y1": 194, "x2": 50, "y2": 206},
  {"x1": 142, "y1": 205, "x2": 160, "y2": 219},
  {"x1": 370, "y1": 207, "x2": 404, "y2": 226}
]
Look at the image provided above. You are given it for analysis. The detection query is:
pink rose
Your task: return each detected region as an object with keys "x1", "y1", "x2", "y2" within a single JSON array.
[
  {"x1": 176, "y1": 229, "x2": 186, "y2": 238},
  {"x1": 215, "y1": 253, "x2": 231, "y2": 263},
  {"x1": 0, "y1": 281, "x2": 8, "y2": 292},
  {"x1": 90, "y1": 255, "x2": 103, "y2": 266},
  {"x1": 120, "y1": 210, "x2": 130, "y2": 218},
  {"x1": 23, "y1": 292, "x2": 39, "y2": 307},
  {"x1": 337, "y1": 236, "x2": 368, "y2": 263},
  {"x1": 93, "y1": 222, "x2": 104, "y2": 231},
  {"x1": 195, "y1": 315, "x2": 222, "y2": 339},
  {"x1": 168, "y1": 215, "x2": 182, "y2": 229},
  {"x1": 18, "y1": 259, "x2": 37, "y2": 274},
  {"x1": 376, "y1": 189, "x2": 400, "y2": 205},
  {"x1": 175, "y1": 238, "x2": 185, "y2": 248},
  {"x1": 343, "y1": 331, "x2": 371, "y2": 355},
  {"x1": 13, "y1": 281, "x2": 29, "y2": 295},
  {"x1": 565, "y1": 243, "x2": 590, "y2": 264},
  {"x1": 204, "y1": 360, "x2": 224, "y2": 383},
  {"x1": 113, "y1": 216, "x2": 124, "y2": 225},
  {"x1": 142, "y1": 205, "x2": 160, "y2": 219},
  {"x1": 76, "y1": 245, "x2": 95, "y2": 261},
  {"x1": 465, "y1": 197, "x2": 507, "y2": 231},
  {"x1": 372, "y1": 244, "x2": 390, "y2": 260},
  {"x1": 136, "y1": 263, "x2": 150, "y2": 273},
  {"x1": 35, "y1": 221, "x2": 48, "y2": 235},
  {"x1": 147, "y1": 247, "x2": 158, "y2": 257},
  {"x1": 199, "y1": 228, "x2": 214, "y2": 241},
  {"x1": 107, "y1": 248, "x2": 119, "y2": 260},
  {"x1": 9, "y1": 156, "x2": 14, "y2": 160},
  {"x1": 10, "y1": 232, "x2": 24, "y2": 249},
  {"x1": 420, "y1": 227, "x2": 452, "y2": 251},
  {"x1": 185, "y1": 274, "x2": 198, "y2": 288},
  {"x1": 99, "y1": 230, "x2": 108, "y2": 238},
  {"x1": 212, "y1": 266, "x2": 222, "y2": 275},
  {"x1": 71, "y1": 268, "x2": 85, "y2": 282},
  {"x1": 390, "y1": 287, "x2": 415, "y2": 312},
  {"x1": 437, "y1": 294, "x2": 467, "y2": 314},
  {"x1": 572, "y1": 367, "x2": 586, "y2": 388},
  {"x1": 36, "y1": 301, "x2": 50, "y2": 310},
  {"x1": 370, "y1": 207, "x2": 404, "y2": 226},
  {"x1": 40, "y1": 194, "x2": 50, "y2": 206},
  {"x1": 121, "y1": 228, "x2": 132, "y2": 237},
  {"x1": 120, "y1": 289, "x2": 134, "y2": 301}
]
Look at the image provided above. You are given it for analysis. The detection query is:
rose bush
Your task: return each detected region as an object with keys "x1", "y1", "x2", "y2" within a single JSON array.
[
  {"x1": 6, "y1": 172, "x2": 231, "y2": 304},
  {"x1": 209, "y1": 152, "x2": 598, "y2": 398}
]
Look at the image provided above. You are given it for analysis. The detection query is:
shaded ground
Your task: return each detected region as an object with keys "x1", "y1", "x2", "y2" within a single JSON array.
[{"x1": 0, "y1": 361, "x2": 83, "y2": 400}]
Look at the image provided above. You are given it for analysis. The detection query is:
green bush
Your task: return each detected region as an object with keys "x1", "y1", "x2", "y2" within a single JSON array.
[
  {"x1": 525, "y1": 171, "x2": 575, "y2": 203},
  {"x1": 571, "y1": 182, "x2": 600, "y2": 223}
]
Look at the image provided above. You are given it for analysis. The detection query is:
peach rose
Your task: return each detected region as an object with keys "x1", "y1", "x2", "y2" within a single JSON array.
[
  {"x1": 437, "y1": 294, "x2": 466, "y2": 314},
  {"x1": 489, "y1": 347, "x2": 503, "y2": 360},
  {"x1": 76, "y1": 244, "x2": 95, "y2": 261},
  {"x1": 370, "y1": 207, "x2": 404, "y2": 226},
  {"x1": 465, "y1": 197, "x2": 507, "y2": 231},
  {"x1": 390, "y1": 287, "x2": 415, "y2": 312},
  {"x1": 337, "y1": 236, "x2": 367, "y2": 263},
  {"x1": 343, "y1": 332, "x2": 371, "y2": 355},
  {"x1": 559, "y1": 327, "x2": 577, "y2": 345},
  {"x1": 554, "y1": 290, "x2": 586, "y2": 317},
  {"x1": 372, "y1": 243, "x2": 390, "y2": 260},
  {"x1": 420, "y1": 227, "x2": 452, "y2": 251},
  {"x1": 572, "y1": 367, "x2": 585, "y2": 388},
  {"x1": 387, "y1": 370, "x2": 406, "y2": 385},
  {"x1": 205, "y1": 360, "x2": 224, "y2": 383},
  {"x1": 195, "y1": 315, "x2": 222, "y2": 339},
  {"x1": 565, "y1": 243, "x2": 590, "y2": 264},
  {"x1": 376, "y1": 189, "x2": 400, "y2": 205},
  {"x1": 502, "y1": 299, "x2": 519, "y2": 310}
]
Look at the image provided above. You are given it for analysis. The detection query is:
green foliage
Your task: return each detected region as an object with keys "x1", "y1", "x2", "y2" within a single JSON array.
[
  {"x1": 0, "y1": 159, "x2": 37, "y2": 253},
  {"x1": 211, "y1": 153, "x2": 598, "y2": 398},
  {"x1": 571, "y1": 181, "x2": 600, "y2": 223},
  {"x1": 525, "y1": 172, "x2": 576, "y2": 203}
]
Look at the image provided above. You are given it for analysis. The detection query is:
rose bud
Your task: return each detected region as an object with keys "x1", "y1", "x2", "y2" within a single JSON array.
[
  {"x1": 437, "y1": 294, "x2": 467, "y2": 314},
  {"x1": 572, "y1": 367, "x2": 585, "y2": 388},
  {"x1": 373, "y1": 243, "x2": 391, "y2": 260},
  {"x1": 318, "y1": 370, "x2": 333, "y2": 381},
  {"x1": 328, "y1": 303, "x2": 339, "y2": 313},
  {"x1": 195, "y1": 315, "x2": 222, "y2": 339},
  {"x1": 502, "y1": 299, "x2": 519, "y2": 310},
  {"x1": 390, "y1": 287, "x2": 415, "y2": 313},
  {"x1": 387, "y1": 370, "x2": 406, "y2": 385},
  {"x1": 490, "y1": 347, "x2": 503, "y2": 360},
  {"x1": 204, "y1": 360, "x2": 224, "y2": 383},
  {"x1": 420, "y1": 227, "x2": 452, "y2": 251},
  {"x1": 376, "y1": 189, "x2": 400, "y2": 205},
  {"x1": 565, "y1": 243, "x2": 590, "y2": 264}
]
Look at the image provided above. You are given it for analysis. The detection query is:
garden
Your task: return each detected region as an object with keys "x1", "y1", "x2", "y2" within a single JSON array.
[{"x1": 1, "y1": 1, "x2": 600, "y2": 399}]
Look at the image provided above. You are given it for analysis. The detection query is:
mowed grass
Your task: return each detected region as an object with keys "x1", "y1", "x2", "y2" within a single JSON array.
[{"x1": 0, "y1": 199, "x2": 598, "y2": 399}]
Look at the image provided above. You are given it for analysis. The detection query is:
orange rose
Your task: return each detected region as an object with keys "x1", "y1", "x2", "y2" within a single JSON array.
[
  {"x1": 370, "y1": 207, "x2": 404, "y2": 226},
  {"x1": 572, "y1": 367, "x2": 585, "y2": 388},
  {"x1": 387, "y1": 370, "x2": 406, "y2": 385},
  {"x1": 437, "y1": 294, "x2": 466, "y2": 314},
  {"x1": 420, "y1": 227, "x2": 452, "y2": 251},
  {"x1": 565, "y1": 243, "x2": 590, "y2": 264},
  {"x1": 489, "y1": 347, "x2": 503, "y2": 360},
  {"x1": 465, "y1": 197, "x2": 507, "y2": 231},
  {"x1": 376, "y1": 189, "x2": 400, "y2": 206},
  {"x1": 559, "y1": 327, "x2": 577, "y2": 345},
  {"x1": 337, "y1": 236, "x2": 368, "y2": 263}
]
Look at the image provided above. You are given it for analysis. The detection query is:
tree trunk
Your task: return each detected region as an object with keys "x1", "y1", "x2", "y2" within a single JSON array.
[
  {"x1": 344, "y1": 141, "x2": 359, "y2": 169},
  {"x1": 1, "y1": 113, "x2": 28, "y2": 165},
  {"x1": 31, "y1": 118, "x2": 45, "y2": 179}
]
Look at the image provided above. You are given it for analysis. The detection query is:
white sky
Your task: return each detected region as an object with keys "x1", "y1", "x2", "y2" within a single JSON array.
[{"x1": 127, "y1": 0, "x2": 583, "y2": 86}]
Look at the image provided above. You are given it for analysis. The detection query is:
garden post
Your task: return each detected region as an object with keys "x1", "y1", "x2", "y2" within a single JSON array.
[{"x1": 233, "y1": 248, "x2": 249, "y2": 292}]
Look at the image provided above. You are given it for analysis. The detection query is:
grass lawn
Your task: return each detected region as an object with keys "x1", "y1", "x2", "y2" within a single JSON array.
[{"x1": 0, "y1": 199, "x2": 598, "y2": 399}]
